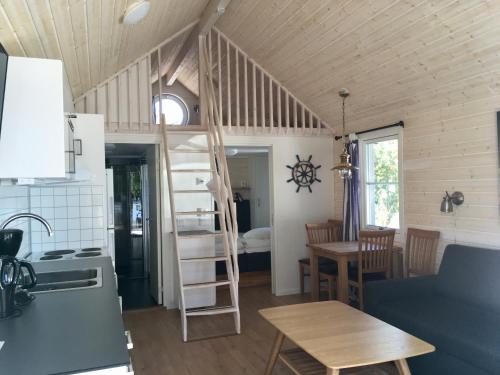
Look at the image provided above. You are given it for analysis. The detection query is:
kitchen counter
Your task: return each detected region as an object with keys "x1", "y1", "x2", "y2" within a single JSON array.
[{"x1": 0, "y1": 256, "x2": 130, "y2": 375}]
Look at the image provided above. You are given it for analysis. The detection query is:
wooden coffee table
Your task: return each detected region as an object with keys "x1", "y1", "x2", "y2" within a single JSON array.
[{"x1": 260, "y1": 301, "x2": 434, "y2": 375}]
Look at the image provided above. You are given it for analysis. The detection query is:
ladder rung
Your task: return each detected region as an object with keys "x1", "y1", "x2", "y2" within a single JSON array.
[
  {"x1": 176, "y1": 210, "x2": 220, "y2": 216},
  {"x1": 178, "y1": 230, "x2": 223, "y2": 238},
  {"x1": 169, "y1": 149, "x2": 209, "y2": 154},
  {"x1": 186, "y1": 305, "x2": 237, "y2": 317},
  {"x1": 171, "y1": 169, "x2": 214, "y2": 173},
  {"x1": 181, "y1": 256, "x2": 227, "y2": 263},
  {"x1": 174, "y1": 190, "x2": 214, "y2": 194},
  {"x1": 183, "y1": 280, "x2": 231, "y2": 290}
]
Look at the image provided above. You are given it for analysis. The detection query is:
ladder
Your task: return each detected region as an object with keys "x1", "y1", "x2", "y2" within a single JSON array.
[{"x1": 162, "y1": 128, "x2": 240, "y2": 341}]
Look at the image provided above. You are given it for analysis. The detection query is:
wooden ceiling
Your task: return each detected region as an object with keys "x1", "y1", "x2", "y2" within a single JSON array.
[
  {"x1": 0, "y1": 0, "x2": 208, "y2": 98},
  {"x1": 1, "y1": 0, "x2": 499, "y2": 132},
  {"x1": 217, "y1": 0, "x2": 500, "y2": 132}
]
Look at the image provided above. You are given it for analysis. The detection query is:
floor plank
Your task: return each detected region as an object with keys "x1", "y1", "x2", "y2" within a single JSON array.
[{"x1": 123, "y1": 286, "x2": 398, "y2": 375}]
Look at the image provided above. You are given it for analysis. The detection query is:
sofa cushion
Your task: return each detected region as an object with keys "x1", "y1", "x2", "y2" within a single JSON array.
[
  {"x1": 375, "y1": 295, "x2": 500, "y2": 374},
  {"x1": 436, "y1": 244, "x2": 500, "y2": 312}
]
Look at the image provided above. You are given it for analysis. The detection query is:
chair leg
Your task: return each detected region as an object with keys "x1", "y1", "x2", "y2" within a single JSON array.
[
  {"x1": 299, "y1": 263, "x2": 305, "y2": 294},
  {"x1": 327, "y1": 278, "x2": 333, "y2": 300},
  {"x1": 359, "y1": 284, "x2": 364, "y2": 311},
  {"x1": 329, "y1": 277, "x2": 337, "y2": 300}
]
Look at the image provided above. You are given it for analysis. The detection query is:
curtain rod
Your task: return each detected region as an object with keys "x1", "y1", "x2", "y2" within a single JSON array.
[{"x1": 334, "y1": 120, "x2": 404, "y2": 141}]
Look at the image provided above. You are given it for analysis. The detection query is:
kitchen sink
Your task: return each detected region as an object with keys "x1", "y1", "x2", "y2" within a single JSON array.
[
  {"x1": 28, "y1": 267, "x2": 102, "y2": 294},
  {"x1": 30, "y1": 280, "x2": 98, "y2": 293},
  {"x1": 36, "y1": 269, "x2": 98, "y2": 284}
]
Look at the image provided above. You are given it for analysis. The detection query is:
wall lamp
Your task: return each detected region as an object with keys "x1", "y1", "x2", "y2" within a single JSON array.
[{"x1": 440, "y1": 191, "x2": 464, "y2": 213}]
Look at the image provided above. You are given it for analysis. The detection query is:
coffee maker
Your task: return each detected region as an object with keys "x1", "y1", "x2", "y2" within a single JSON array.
[{"x1": 0, "y1": 229, "x2": 37, "y2": 319}]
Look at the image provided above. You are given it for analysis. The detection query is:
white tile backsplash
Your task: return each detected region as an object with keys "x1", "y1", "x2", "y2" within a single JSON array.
[
  {"x1": 0, "y1": 186, "x2": 31, "y2": 258},
  {"x1": 0, "y1": 184, "x2": 106, "y2": 255},
  {"x1": 28, "y1": 185, "x2": 105, "y2": 252}
]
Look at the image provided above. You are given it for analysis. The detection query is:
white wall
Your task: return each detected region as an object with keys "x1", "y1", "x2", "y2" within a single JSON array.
[
  {"x1": 225, "y1": 134, "x2": 335, "y2": 295},
  {"x1": 63, "y1": 68, "x2": 75, "y2": 113},
  {"x1": 227, "y1": 153, "x2": 271, "y2": 228}
]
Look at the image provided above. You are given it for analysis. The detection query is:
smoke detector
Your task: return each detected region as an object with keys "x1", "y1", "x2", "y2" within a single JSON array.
[{"x1": 122, "y1": 1, "x2": 151, "y2": 25}]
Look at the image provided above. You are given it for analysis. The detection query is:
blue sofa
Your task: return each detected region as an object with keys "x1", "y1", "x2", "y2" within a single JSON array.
[{"x1": 365, "y1": 244, "x2": 500, "y2": 375}]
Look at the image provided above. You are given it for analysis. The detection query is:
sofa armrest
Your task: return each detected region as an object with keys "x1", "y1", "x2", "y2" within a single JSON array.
[{"x1": 365, "y1": 276, "x2": 437, "y2": 313}]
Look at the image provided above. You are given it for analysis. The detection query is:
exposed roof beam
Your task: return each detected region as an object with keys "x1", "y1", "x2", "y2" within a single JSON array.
[{"x1": 165, "y1": 0, "x2": 232, "y2": 87}]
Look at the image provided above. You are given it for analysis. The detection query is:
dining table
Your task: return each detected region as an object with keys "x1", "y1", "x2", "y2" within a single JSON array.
[{"x1": 309, "y1": 241, "x2": 403, "y2": 303}]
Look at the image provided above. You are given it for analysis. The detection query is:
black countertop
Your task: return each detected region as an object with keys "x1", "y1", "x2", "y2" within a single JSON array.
[{"x1": 0, "y1": 256, "x2": 130, "y2": 375}]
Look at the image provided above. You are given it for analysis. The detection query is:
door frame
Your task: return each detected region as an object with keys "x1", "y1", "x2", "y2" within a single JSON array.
[
  {"x1": 105, "y1": 133, "x2": 166, "y2": 306},
  {"x1": 224, "y1": 143, "x2": 276, "y2": 295}
]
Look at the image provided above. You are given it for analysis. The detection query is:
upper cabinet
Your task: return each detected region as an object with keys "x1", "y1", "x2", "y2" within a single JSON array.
[{"x1": 0, "y1": 56, "x2": 65, "y2": 178}]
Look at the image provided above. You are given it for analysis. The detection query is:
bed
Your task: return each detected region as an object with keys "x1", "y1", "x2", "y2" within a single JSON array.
[{"x1": 215, "y1": 227, "x2": 272, "y2": 275}]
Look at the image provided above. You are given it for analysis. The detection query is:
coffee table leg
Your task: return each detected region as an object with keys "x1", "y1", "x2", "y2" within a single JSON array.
[
  {"x1": 264, "y1": 331, "x2": 285, "y2": 375},
  {"x1": 395, "y1": 359, "x2": 411, "y2": 375},
  {"x1": 326, "y1": 369, "x2": 340, "y2": 375}
]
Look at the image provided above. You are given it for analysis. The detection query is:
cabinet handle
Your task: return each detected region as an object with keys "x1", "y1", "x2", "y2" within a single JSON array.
[{"x1": 125, "y1": 330, "x2": 133, "y2": 350}]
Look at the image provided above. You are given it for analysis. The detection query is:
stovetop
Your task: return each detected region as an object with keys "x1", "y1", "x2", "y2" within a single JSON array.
[{"x1": 32, "y1": 248, "x2": 107, "y2": 262}]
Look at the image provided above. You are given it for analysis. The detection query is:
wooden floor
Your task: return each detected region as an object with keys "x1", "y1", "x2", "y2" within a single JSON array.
[{"x1": 123, "y1": 286, "x2": 398, "y2": 375}]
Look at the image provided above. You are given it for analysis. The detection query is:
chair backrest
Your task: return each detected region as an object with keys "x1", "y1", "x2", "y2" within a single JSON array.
[
  {"x1": 405, "y1": 227, "x2": 440, "y2": 276},
  {"x1": 328, "y1": 219, "x2": 343, "y2": 240},
  {"x1": 358, "y1": 229, "x2": 396, "y2": 275},
  {"x1": 305, "y1": 222, "x2": 343, "y2": 245}
]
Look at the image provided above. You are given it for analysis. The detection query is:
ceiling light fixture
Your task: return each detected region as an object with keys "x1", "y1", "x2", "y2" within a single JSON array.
[
  {"x1": 331, "y1": 88, "x2": 358, "y2": 179},
  {"x1": 122, "y1": 1, "x2": 151, "y2": 25}
]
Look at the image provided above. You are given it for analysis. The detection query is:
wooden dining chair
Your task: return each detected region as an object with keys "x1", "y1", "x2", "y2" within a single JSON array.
[
  {"x1": 328, "y1": 219, "x2": 344, "y2": 240},
  {"x1": 348, "y1": 229, "x2": 396, "y2": 310},
  {"x1": 300, "y1": 222, "x2": 343, "y2": 299},
  {"x1": 405, "y1": 228, "x2": 440, "y2": 277}
]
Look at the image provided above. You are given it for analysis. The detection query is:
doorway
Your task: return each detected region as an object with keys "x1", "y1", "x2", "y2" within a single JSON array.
[
  {"x1": 105, "y1": 143, "x2": 162, "y2": 310},
  {"x1": 223, "y1": 146, "x2": 272, "y2": 290}
]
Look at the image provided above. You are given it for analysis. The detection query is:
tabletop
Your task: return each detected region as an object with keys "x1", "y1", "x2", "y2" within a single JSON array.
[
  {"x1": 310, "y1": 241, "x2": 403, "y2": 255},
  {"x1": 259, "y1": 301, "x2": 434, "y2": 370}
]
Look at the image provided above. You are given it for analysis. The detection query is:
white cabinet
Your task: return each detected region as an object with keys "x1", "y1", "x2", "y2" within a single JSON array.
[
  {"x1": 71, "y1": 113, "x2": 105, "y2": 185},
  {"x1": 0, "y1": 56, "x2": 65, "y2": 178}
]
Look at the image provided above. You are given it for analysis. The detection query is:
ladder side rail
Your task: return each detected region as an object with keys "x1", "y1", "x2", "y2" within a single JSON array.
[
  {"x1": 203, "y1": 42, "x2": 240, "y2": 281},
  {"x1": 202, "y1": 36, "x2": 240, "y2": 332},
  {"x1": 203, "y1": 58, "x2": 239, "y2": 286},
  {"x1": 206, "y1": 130, "x2": 239, "y2": 314},
  {"x1": 161, "y1": 127, "x2": 188, "y2": 342}
]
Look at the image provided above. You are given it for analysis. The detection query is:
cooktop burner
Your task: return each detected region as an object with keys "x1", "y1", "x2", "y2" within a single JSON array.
[
  {"x1": 74, "y1": 252, "x2": 101, "y2": 258},
  {"x1": 81, "y1": 247, "x2": 101, "y2": 252},
  {"x1": 44, "y1": 250, "x2": 76, "y2": 256},
  {"x1": 40, "y1": 255, "x2": 63, "y2": 261}
]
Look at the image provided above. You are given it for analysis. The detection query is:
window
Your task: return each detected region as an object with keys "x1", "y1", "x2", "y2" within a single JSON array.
[
  {"x1": 361, "y1": 133, "x2": 401, "y2": 229},
  {"x1": 153, "y1": 94, "x2": 189, "y2": 125}
]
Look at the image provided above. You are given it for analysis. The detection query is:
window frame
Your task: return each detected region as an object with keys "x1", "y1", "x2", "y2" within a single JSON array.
[
  {"x1": 358, "y1": 127, "x2": 404, "y2": 232},
  {"x1": 152, "y1": 93, "x2": 189, "y2": 126}
]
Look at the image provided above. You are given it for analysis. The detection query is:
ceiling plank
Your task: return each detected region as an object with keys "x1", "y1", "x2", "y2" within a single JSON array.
[
  {"x1": 25, "y1": 0, "x2": 63, "y2": 60},
  {"x1": 0, "y1": 0, "x2": 44, "y2": 57},
  {"x1": 165, "y1": 0, "x2": 232, "y2": 86}
]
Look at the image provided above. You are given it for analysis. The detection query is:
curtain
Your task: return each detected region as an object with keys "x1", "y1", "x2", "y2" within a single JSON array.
[{"x1": 342, "y1": 140, "x2": 360, "y2": 241}]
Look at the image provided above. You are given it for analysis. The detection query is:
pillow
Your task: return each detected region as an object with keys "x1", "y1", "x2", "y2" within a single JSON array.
[{"x1": 243, "y1": 227, "x2": 271, "y2": 240}]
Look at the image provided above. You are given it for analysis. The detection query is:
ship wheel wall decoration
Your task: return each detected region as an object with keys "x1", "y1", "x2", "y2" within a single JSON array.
[{"x1": 286, "y1": 155, "x2": 322, "y2": 193}]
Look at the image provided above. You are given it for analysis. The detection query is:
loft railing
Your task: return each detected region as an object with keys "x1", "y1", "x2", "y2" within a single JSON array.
[
  {"x1": 73, "y1": 23, "x2": 331, "y2": 136},
  {"x1": 207, "y1": 28, "x2": 331, "y2": 135}
]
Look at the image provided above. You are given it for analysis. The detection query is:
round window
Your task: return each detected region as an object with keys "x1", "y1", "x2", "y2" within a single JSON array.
[{"x1": 153, "y1": 94, "x2": 189, "y2": 125}]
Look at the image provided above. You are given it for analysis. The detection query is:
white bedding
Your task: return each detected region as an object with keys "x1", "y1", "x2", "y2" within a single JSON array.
[
  {"x1": 215, "y1": 228, "x2": 272, "y2": 256},
  {"x1": 244, "y1": 246, "x2": 271, "y2": 254},
  {"x1": 215, "y1": 235, "x2": 246, "y2": 256}
]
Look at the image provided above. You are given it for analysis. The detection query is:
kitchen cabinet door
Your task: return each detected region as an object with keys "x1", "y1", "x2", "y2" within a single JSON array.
[{"x1": 0, "y1": 56, "x2": 65, "y2": 178}]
